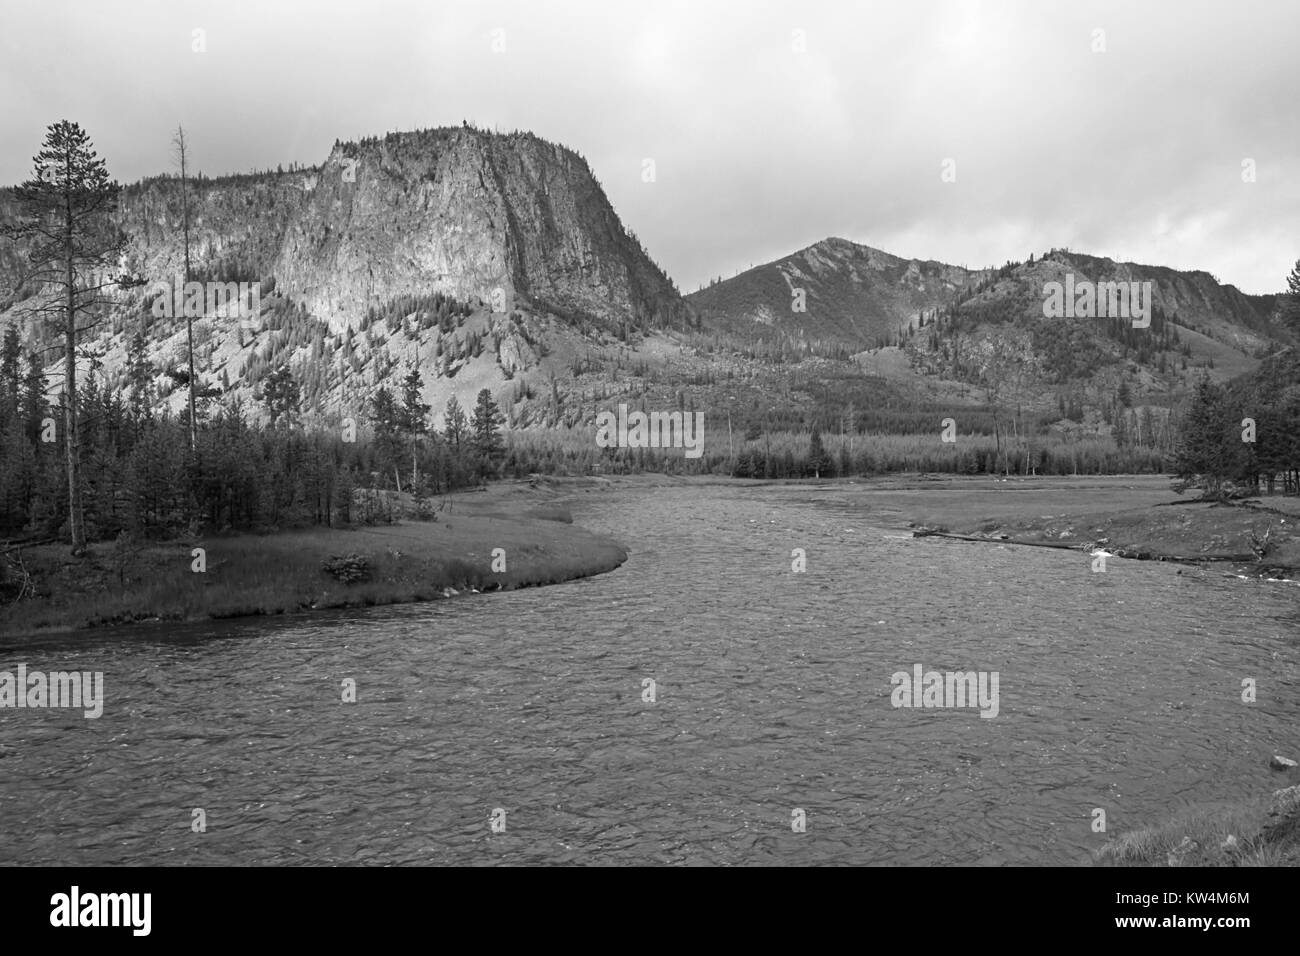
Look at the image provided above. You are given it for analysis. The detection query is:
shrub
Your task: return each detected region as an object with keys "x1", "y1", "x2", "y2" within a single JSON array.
[{"x1": 322, "y1": 553, "x2": 370, "y2": 583}]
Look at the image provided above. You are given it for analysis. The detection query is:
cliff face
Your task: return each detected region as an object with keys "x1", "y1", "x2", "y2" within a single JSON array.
[
  {"x1": 276, "y1": 128, "x2": 684, "y2": 333},
  {"x1": 116, "y1": 173, "x2": 305, "y2": 281},
  {"x1": 0, "y1": 126, "x2": 689, "y2": 425},
  {"x1": 4, "y1": 126, "x2": 684, "y2": 336}
]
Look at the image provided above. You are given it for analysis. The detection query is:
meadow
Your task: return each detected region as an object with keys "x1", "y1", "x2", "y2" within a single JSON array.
[{"x1": 0, "y1": 485, "x2": 626, "y2": 636}]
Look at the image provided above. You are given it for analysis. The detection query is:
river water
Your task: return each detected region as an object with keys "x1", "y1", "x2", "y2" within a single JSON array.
[{"x1": 2, "y1": 482, "x2": 1297, "y2": 865}]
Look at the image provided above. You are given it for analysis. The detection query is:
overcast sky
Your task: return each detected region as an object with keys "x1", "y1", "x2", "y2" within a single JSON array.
[{"x1": 2, "y1": 0, "x2": 1295, "y2": 295}]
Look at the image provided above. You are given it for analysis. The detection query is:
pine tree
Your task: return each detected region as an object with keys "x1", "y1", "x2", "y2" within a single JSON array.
[
  {"x1": 1113, "y1": 410, "x2": 1129, "y2": 448},
  {"x1": 0, "y1": 326, "x2": 23, "y2": 529},
  {"x1": 1285, "y1": 259, "x2": 1300, "y2": 333},
  {"x1": 2, "y1": 121, "x2": 125, "y2": 554},
  {"x1": 125, "y1": 329, "x2": 156, "y2": 421},
  {"x1": 400, "y1": 364, "x2": 430, "y2": 488},
  {"x1": 1173, "y1": 376, "x2": 1235, "y2": 498},
  {"x1": 368, "y1": 385, "x2": 403, "y2": 490},
  {"x1": 22, "y1": 352, "x2": 45, "y2": 446},
  {"x1": 807, "y1": 427, "x2": 830, "y2": 478},
  {"x1": 400, "y1": 364, "x2": 430, "y2": 436},
  {"x1": 262, "y1": 364, "x2": 300, "y2": 427},
  {"x1": 470, "y1": 388, "x2": 504, "y2": 474},
  {"x1": 443, "y1": 395, "x2": 467, "y2": 450},
  {"x1": 0, "y1": 324, "x2": 20, "y2": 421},
  {"x1": 370, "y1": 387, "x2": 401, "y2": 436}
]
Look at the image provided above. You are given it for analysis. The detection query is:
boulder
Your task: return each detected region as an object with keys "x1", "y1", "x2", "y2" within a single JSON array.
[
  {"x1": 497, "y1": 331, "x2": 537, "y2": 375},
  {"x1": 1262, "y1": 785, "x2": 1300, "y2": 846}
]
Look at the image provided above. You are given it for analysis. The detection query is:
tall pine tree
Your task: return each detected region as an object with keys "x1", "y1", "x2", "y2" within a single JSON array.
[
  {"x1": 471, "y1": 388, "x2": 504, "y2": 476},
  {"x1": 2, "y1": 121, "x2": 125, "y2": 554}
]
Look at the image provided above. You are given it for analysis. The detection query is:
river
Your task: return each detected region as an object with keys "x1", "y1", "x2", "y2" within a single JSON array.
[{"x1": 2, "y1": 482, "x2": 1297, "y2": 865}]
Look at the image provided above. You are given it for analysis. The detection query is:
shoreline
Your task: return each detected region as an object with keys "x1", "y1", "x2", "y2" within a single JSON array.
[
  {"x1": 928, "y1": 493, "x2": 1300, "y2": 577},
  {"x1": 8, "y1": 474, "x2": 1299, "y2": 641},
  {"x1": 0, "y1": 480, "x2": 628, "y2": 640},
  {"x1": 1093, "y1": 783, "x2": 1300, "y2": 867}
]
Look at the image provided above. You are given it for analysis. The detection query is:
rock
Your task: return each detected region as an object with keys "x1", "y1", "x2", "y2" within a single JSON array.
[
  {"x1": 497, "y1": 332, "x2": 537, "y2": 375},
  {"x1": 1270, "y1": 755, "x2": 1298, "y2": 771},
  {"x1": 1262, "y1": 785, "x2": 1300, "y2": 845}
]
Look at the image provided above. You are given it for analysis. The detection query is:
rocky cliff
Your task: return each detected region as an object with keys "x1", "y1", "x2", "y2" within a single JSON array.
[
  {"x1": 99, "y1": 126, "x2": 685, "y2": 335},
  {"x1": 0, "y1": 126, "x2": 690, "y2": 425}
]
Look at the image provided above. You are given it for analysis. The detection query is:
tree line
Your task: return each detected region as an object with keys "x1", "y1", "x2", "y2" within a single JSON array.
[
  {"x1": 1173, "y1": 351, "x2": 1300, "y2": 497},
  {"x1": 0, "y1": 323, "x2": 507, "y2": 541}
]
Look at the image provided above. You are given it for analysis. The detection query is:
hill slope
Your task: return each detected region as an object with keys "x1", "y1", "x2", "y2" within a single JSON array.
[{"x1": 688, "y1": 237, "x2": 980, "y2": 347}]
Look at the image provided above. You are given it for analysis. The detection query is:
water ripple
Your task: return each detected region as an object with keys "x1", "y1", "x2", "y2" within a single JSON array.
[{"x1": 1, "y1": 484, "x2": 1296, "y2": 865}]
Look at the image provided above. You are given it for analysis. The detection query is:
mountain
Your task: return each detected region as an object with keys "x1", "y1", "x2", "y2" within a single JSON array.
[
  {"x1": 688, "y1": 237, "x2": 981, "y2": 348},
  {"x1": 107, "y1": 126, "x2": 688, "y2": 334},
  {"x1": 1, "y1": 129, "x2": 1292, "y2": 438},
  {"x1": 0, "y1": 125, "x2": 689, "y2": 425},
  {"x1": 952, "y1": 249, "x2": 1281, "y2": 352},
  {"x1": 688, "y1": 238, "x2": 1291, "y2": 398},
  {"x1": 689, "y1": 236, "x2": 1284, "y2": 352}
]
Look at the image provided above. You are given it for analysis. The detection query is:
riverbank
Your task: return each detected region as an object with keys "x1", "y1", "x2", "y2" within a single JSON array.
[
  {"x1": 1094, "y1": 782, "x2": 1300, "y2": 866},
  {"x1": 0, "y1": 481, "x2": 627, "y2": 637},
  {"x1": 894, "y1": 476, "x2": 1300, "y2": 575}
]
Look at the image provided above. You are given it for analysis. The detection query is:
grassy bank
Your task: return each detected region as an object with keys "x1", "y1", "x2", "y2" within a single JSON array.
[
  {"x1": 902, "y1": 478, "x2": 1300, "y2": 573},
  {"x1": 1095, "y1": 784, "x2": 1300, "y2": 866},
  {"x1": 0, "y1": 483, "x2": 627, "y2": 636}
]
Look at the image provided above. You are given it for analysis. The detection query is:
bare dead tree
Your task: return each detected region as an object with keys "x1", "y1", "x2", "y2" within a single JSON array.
[{"x1": 173, "y1": 124, "x2": 197, "y2": 452}]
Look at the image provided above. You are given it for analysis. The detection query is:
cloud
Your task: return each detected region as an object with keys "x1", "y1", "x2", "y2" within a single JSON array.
[{"x1": 1, "y1": 0, "x2": 1294, "y2": 294}]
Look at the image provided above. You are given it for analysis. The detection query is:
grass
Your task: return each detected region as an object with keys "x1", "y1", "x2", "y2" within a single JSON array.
[
  {"x1": 0, "y1": 489, "x2": 627, "y2": 636},
  {"x1": 1095, "y1": 786, "x2": 1300, "y2": 866},
  {"x1": 937, "y1": 491, "x2": 1300, "y2": 569}
]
